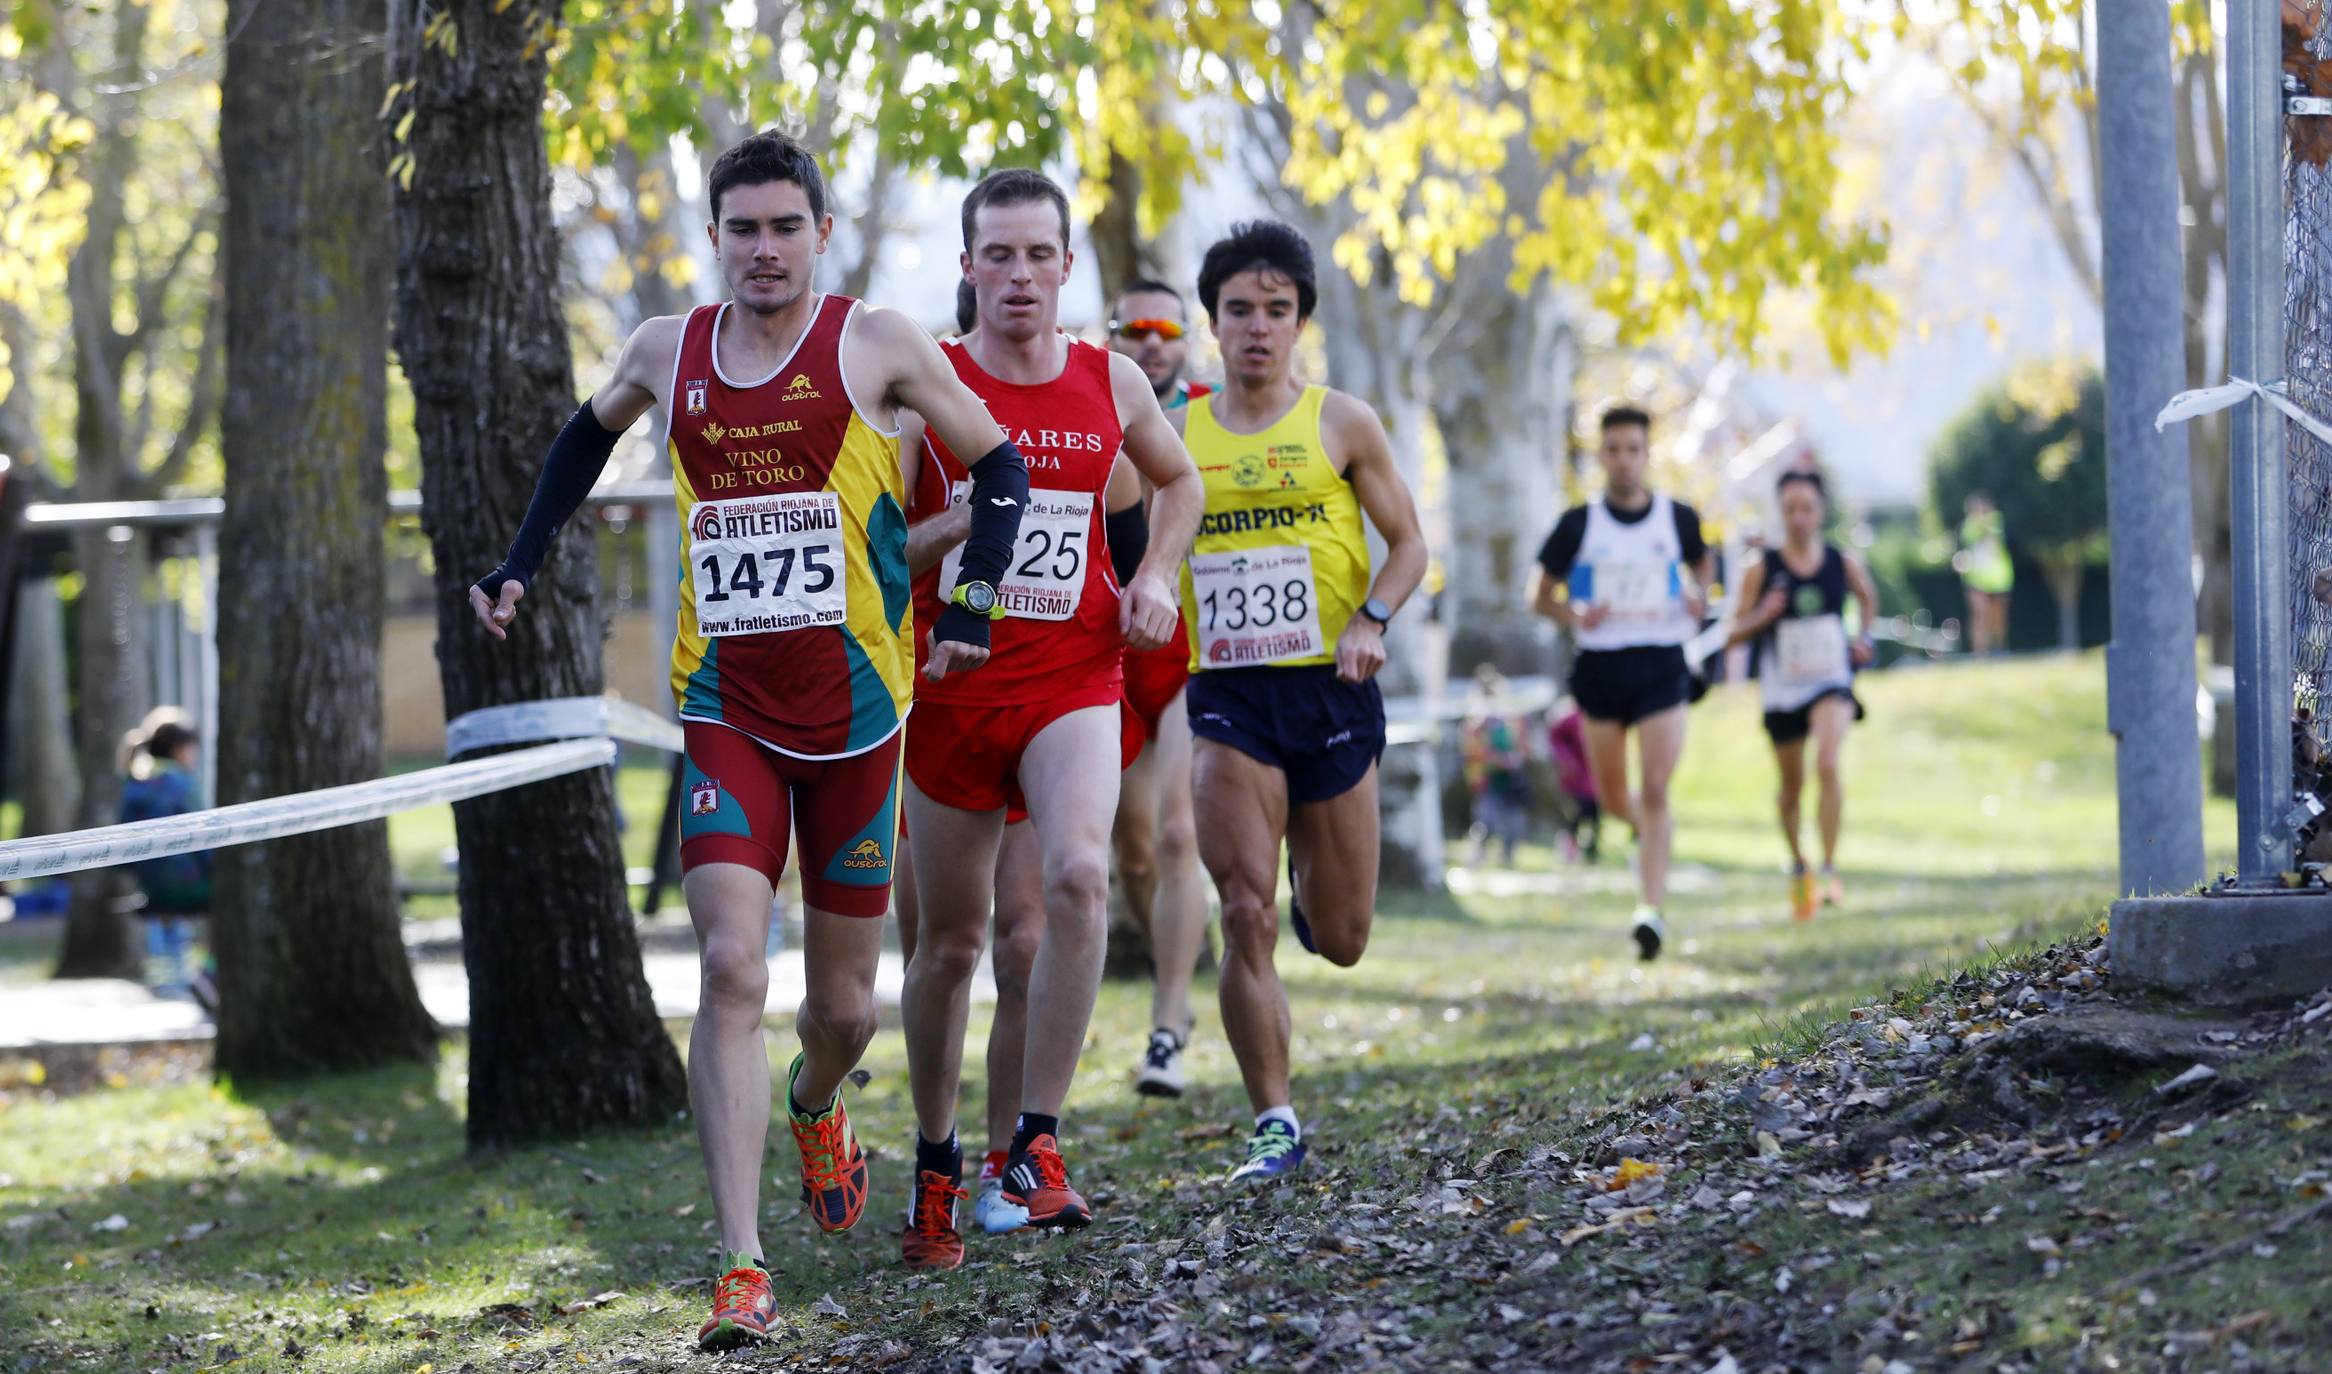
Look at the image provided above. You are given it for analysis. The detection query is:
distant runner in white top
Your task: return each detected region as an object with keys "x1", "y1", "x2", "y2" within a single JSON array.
[{"x1": 1530, "y1": 405, "x2": 1715, "y2": 961}]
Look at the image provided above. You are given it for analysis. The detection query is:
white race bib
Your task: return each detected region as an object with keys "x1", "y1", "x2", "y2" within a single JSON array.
[
  {"x1": 689, "y1": 491, "x2": 847, "y2": 638},
  {"x1": 940, "y1": 484, "x2": 1094, "y2": 622},
  {"x1": 1592, "y1": 559, "x2": 1678, "y2": 619},
  {"x1": 1775, "y1": 614, "x2": 1849, "y2": 686},
  {"x1": 1190, "y1": 544, "x2": 1324, "y2": 667}
]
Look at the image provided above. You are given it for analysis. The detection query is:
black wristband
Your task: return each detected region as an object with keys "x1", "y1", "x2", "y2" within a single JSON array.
[
  {"x1": 1104, "y1": 502, "x2": 1149, "y2": 585},
  {"x1": 956, "y1": 440, "x2": 1031, "y2": 591},
  {"x1": 932, "y1": 604, "x2": 991, "y2": 650},
  {"x1": 474, "y1": 563, "x2": 527, "y2": 603}
]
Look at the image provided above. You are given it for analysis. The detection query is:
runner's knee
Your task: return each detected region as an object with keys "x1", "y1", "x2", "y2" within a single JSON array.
[
  {"x1": 1313, "y1": 921, "x2": 1368, "y2": 968},
  {"x1": 1158, "y1": 808, "x2": 1199, "y2": 867},
  {"x1": 1043, "y1": 850, "x2": 1111, "y2": 923},
  {"x1": 1114, "y1": 824, "x2": 1158, "y2": 886},
  {"x1": 909, "y1": 917, "x2": 988, "y2": 987},
  {"x1": 799, "y1": 982, "x2": 877, "y2": 1051},
  {"x1": 698, "y1": 939, "x2": 769, "y2": 1014},
  {"x1": 1218, "y1": 889, "x2": 1278, "y2": 960},
  {"x1": 991, "y1": 918, "x2": 1041, "y2": 1001}
]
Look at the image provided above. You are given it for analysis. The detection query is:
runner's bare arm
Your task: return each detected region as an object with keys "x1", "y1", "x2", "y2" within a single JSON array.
[
  {"x1": 1844, "y1": 551, "x2": 1881, "y2": 665},
  {"x1": 1724, "y1": 558, "x2": 1775, "y2": 647},
  {"x1": 1109, "y1": 353, "x2": 1201, "y2": 651},
  {"x1": 895, "y1": 413, "x2": 973, "y2": 578},
  {"x1": 1325, "y1": 389, "x2": 1427, "y2": 683},
  {"x1": 1105, "y1": 451, "x2": 1142, "y2": 515},
  {"x1": 1530, "y1": 567, "x2": 1576, "y2": 629},
  {"x1": 851, "y1": 306, "x2": 1025, "y2": 679},
  {"x1": 470, "y1": 315, "x2": 685, "y2": 639}
]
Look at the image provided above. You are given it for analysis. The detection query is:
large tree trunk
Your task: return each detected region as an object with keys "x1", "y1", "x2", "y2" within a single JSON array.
[
  {"x1": 389, "y1": 0, "x2": 686, "y2": 1147},
  {"x1": 1087, "y1": 144, "x2": 1160, "y2": 308},
  {"x1": 211, "y1": 0, "x2": 437, "y2": 1080},
  {"x1": 1430, "y1": 276, "x2": 1570, "y2": 678}
]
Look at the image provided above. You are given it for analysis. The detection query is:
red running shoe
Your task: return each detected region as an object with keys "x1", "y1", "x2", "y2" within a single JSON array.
[
  {"x1": 999, "y1": 1134, "x2": 1091, "y2": 1229},
  {"x1": 900, "y1": 1164, "x2": 969, "y2": 1271},
  {"x1": 697, "y1": 1252, "x2": 776, "y2": 1350},
  {"x1": 787, "y1": 1053, "x2": 869, "y2": 1233}
]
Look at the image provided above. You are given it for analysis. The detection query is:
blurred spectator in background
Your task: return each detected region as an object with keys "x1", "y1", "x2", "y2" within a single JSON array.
[
  {"x1": 1461, "y1": 666, "x2": 1531, "y2": 868},
  {"x1": 118, "y1": 708, "x2": 215, "y2": 1008},
  {"x1": 1956, "y1": 490, "x2": 2013, "y2": 656},
  {"x1": 1547, "y1": 695, "x2": 1601, "y2": 864}
]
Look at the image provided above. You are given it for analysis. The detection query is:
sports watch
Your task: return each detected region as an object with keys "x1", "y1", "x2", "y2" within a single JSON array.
[
  {"x1": 952, "y1": 580, "x2": 1006, "y2": 620},
  {"x1": 1359, "y1": 597, "x2": 1394, "y2": 627}
]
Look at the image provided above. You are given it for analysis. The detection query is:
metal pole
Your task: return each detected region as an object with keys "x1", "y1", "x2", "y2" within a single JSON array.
[
  {"x1": 2230, "y1": 0, "x2": 2293, "y2": 882},
  {"x1": 2099, "y1": 0, "x2": 2206, "y2": 895}
]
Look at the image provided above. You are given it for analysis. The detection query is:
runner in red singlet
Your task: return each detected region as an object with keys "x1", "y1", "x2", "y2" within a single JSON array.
[
  {"x1": 468, "y1": 132, "x2": 1029, "y2": 1350},
  {"x1": 1106, "y1": 280, "x2": 1214, "y2": 1098},
  {"x1": 893, "y1": 170, "x2": 1202, "y2": 1269}
]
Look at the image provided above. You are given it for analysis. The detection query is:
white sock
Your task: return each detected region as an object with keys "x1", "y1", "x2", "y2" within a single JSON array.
[{"x1": 1256, "y1": 1105, "x2": 1300, "y2": 1138}]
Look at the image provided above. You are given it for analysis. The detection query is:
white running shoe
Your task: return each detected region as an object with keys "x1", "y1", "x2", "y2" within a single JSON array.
[
  {"x1": 972, "y1": 1152, "x2": 1029, "y2": 1235},
  {"x1": 1631, "y1": 905, "x2": 1665, "y2": 962},
  {"x1": 1135, "y1": 1027, "x2": 1188, "y2": 1098}
]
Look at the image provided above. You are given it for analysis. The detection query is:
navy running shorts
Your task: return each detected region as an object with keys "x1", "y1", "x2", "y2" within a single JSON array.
[
  {"x1": 1186, "y1": 663, "x2": 1386, "y2": 804},
  {"x1": 1570, "y1": 645, "x2": 1692, "y2": 726}
]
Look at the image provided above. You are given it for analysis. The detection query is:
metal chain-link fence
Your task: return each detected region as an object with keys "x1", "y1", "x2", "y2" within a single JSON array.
[{"x1": 2285, "y1": 5, "x2": 2332, "y2": 743}]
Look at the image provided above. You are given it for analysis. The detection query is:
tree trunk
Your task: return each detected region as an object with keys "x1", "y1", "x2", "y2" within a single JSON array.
[
  {"x1": 388, "y1": 0, "x2": 686, "y2": 1147},
  {"x1": 52, "y1": 523, "x2": 149, "y2": 979},
  {"x1": 1086, "y1": 144, "x2": 1157, "y2": 308},
  {"x1": 9, "y1": 579, "x2": 80, "y2": 840},
  {"x1": 211, "y1": 0, "x2": 437, "y2": 1080},
  {"x1": 1430, "y1": 279, "x2": 1570, "y2": 678}
]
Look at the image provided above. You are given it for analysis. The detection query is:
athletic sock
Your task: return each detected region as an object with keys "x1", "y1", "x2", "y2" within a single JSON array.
[
  {"x1": 1256, "y1": 1105, "x2": 1301, "y2": 1139},
  {"x1": 916, "y1": 1130, "x2": 961, "y2": 1180},
  {"x1": 1010, "y1": 1112, "x2": 1060, "y2": 1155}
]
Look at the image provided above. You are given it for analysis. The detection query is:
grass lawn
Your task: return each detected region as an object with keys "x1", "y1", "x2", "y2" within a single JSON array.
[{"x1": 0, "y1": 653, "x2": 2258, "y2": 1372}]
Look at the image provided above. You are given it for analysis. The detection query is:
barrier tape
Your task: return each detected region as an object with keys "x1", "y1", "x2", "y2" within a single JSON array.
[
  {"x1": 0, "y1": 739, "x2": 615, "y2": 884},
  {"x1": 2157, "y1": 376, "x2": 2332, "y2": 447},
  {"x1": 445, "y1": 696, "x2": 685, "y2": 758}
]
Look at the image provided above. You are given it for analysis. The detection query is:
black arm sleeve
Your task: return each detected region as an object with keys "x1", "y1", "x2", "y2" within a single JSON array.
[
  {"x1": 1674, "y1": 502, "x2": 1708, "y2": 567},
  {"x1": 1536, "y1": 507, "x2": 1588, "y2": 582},
  {"x1": 1105, "y1": 502, "x2": 1149, "y2": 585},
  {"x1": 474, "y1": 402, "x2": 624, "y2": 600},
  {"x1": 931, "y1": 439, "x2": 1032, "y2": 649}
]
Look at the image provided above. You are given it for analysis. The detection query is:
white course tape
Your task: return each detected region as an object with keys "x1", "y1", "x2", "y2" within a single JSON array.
[
  {"x1": 0, "y1": 739, "x2": 614, "y2": 884},
  {"x1": 2156, "y1": 377, "x2": 2332, "y2": 448},
  {"x1": 445, "y1": 696, "x2": 684, "y2": 758}
]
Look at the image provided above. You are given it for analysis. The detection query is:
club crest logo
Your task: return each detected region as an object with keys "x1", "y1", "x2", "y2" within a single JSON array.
[
  {"x1": 690, "y1": 780, "x2": 721, "y2": 816},
  {"x1": 684, "y1": 379, "x2": 708, "y2": 415},
  {"x1": 1233, "y1": 453, "x2": 1267, "y2": 488}
]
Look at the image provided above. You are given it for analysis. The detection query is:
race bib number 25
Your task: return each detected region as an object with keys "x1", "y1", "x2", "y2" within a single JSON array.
[
  {"x1": 1191, "y1": 544, "x2": 1323, "y2": 666},
  {"x1": 690, "y1": 491, "x2": 847, "y2": 638},
  {"x1": 939, "y1": 484, "x2": 1094, "y2": 622}
]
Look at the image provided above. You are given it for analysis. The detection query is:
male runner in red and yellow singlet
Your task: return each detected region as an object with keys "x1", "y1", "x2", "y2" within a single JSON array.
[
  {"x1": 468, "y1": 131, "x2": 1030, "y2": 1351},
  {"x1": 892, "y1": 170, "x2": 1202, "y2": 1269},
  {"x1": 1106, "y1": 279, "x2": 1213, "y2": 1099}
]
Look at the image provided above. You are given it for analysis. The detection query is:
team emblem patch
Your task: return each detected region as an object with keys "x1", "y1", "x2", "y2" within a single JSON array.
[
  {"x1": 685, "y1": 379, "x2": 708, "y2": 415},
  {"x1": 1233, "y1": 453, "x2": 1266, "y2": 488},
  {"x1": 690, "y1": 780, "x2": 721, "y2": 815}
]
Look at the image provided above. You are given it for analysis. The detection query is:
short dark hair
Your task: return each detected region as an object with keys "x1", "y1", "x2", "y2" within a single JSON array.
[
  {"x1": 1116, "y1": 279, "x2": 1187, "y2": 318},
  {"x1": 1777, "y1": 468, "x2": 1827, "y2": 499},
  {"x1": 961, "y1": 168, "x2": 1071, "y2": 253},
  {"x1": 1197, "y1": 220, "x2": 1318, "y2": 322},
  {"x1": 707, "y1": 130, "x2": 829, "y2": 224},
  {"x1": 954, "y1": 277, "x2": 977, "y2": 335},
  {"x1": 1600, "y1": 405, "x2": 1652, "y2": 435},
  {"x1": 147, "y1": 721, "x2": 197, "y2": 760}
]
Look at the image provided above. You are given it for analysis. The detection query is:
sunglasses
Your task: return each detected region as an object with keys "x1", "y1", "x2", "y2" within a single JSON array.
[{"x1": 1110, "y1": 317, "x2": 1185, "y2": 342}]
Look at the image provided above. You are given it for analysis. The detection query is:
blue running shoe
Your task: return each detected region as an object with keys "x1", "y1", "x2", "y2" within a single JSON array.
[
  {"x1": 1287, "y1": 851, "x2": 1318, "y2": 956},
  {"x1": 1227, "y1": 1119, "x2": 1307, "y2": 1184}
]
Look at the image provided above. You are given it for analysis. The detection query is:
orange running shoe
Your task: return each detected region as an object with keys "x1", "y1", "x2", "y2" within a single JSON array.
[
  {"x1": 1789, "y1": 869, "x2": 1817, "y2": 922},
  {"x1": 697, "y1": 1251, "x2": 776, "y2": 1350},
  {"x1": 999, "y1": 1134, "x2": 1091, "y2": 1229},
  {"x1": 787, "y1": 1053, "x2": 869, "y2": 1233},
  {"x1": 900, "y1": 1165, "x2": 969, "y2": 1271}
]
